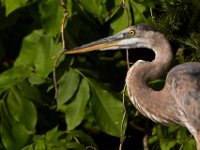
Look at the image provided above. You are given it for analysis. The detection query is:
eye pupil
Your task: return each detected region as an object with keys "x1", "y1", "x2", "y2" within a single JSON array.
[{"x1": 129, "y1": 30, "x2": 135, "y2": 36}]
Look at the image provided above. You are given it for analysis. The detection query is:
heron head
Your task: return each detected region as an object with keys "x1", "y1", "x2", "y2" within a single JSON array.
[{"x1": 65, "y1": 24, "x2": 156, "y2": 54}]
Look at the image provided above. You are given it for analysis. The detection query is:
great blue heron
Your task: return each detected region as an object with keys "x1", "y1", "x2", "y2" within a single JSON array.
[{"x1": 65, "y1": 24, "x2": 200, "y2": 149}]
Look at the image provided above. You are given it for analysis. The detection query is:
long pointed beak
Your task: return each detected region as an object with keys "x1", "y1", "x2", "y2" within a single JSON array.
[{"x1": 65, "y1": 34, "x2": 123, "y2": 54}]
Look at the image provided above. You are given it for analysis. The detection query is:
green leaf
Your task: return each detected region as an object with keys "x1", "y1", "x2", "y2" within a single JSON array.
[
  {"x1": 14, "y1": 30, "x2": 63, "y2": 78},
  {"x1": 7, "y1": 87, "x2": 37, "y2": 131},
  {"x1": 21, "y1": 144, "x2": 34, "y2": 150},
  {"x1": 183, "y1": 139, "x2": 196, "y2": 150},
  {"x1": 12, "y1": 123, "x2": 31, "y2": 148},
  {"x1": 5, "y1": 0, "x2": 29, "y2": 16},
  {"x1": 79, "y1": 0, "x2": 106, "y2": 18},
  {"x1": 34, "y1": 35, "x2": 62, "y2": 78},
  {"x1": 45, "y1": 126, "x2": 67, "y2": 149},
  {"x1": 39, "y1": 0, "x2": 63, "y2": 36},
  {"x1": 62, "y1": 78, "x2": 90, "y2": 130},
  {"x1": 16, "y1": 81, "x2": 42, "y2": 104},
  {"x1": 166, "y1": 141, "x2": 177, "y2": 150},
  {"x1": 148, "y1": 135, "x2": 158, "y2": 144},
  {"x1": 149, "y1": 79, "x2": 165, "y2": 90},
  {"x1": 22, "y1": 127, "x2": 69, "y2": 150},
  {"x1": 57, "y1": 69, "x2": 80, "y2": 108},
  {"x1": 168, "y1": 125, "x2": 180, "y2": 133},
  {"x1": 0, "y1": 66, "x2": 30, "y2": 91},
  {"x1": 89, "y1": 81, "x2": 126, "y2": 137},
  {"x1": 28, "y1": 73, "x2": 46, "y2": 85},
  {"x1": 33, "y1": 136, "x2": 46, "y2": 150},
  {"x1": 110, "y1": 2, "x2": 131, "y2": 33},
  {"x1": 130, "y1": 0, "x2": 147, "y2": 24},
  {"x1": 1, "y1": 101, "x2": 32, "y2": 150},
  {"x1": 45, "y1": 126, "x2": 61, "y2": 141},
  {"x1": 1, "y1": 121, "x2": 31, "y2": 150},
  {"x1": 14, "y1": 30, "x2": 44, "y2": 67},
  {"x1": 67, "y1": 130, "x2": 96, "y2": 146},
  {"x1": 177, "y1": 128, "x2": 188, "y2": 140}
]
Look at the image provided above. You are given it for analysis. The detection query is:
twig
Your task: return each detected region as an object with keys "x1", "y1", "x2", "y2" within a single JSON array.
[
  {"x1": 178, "y1": 134, "x2": 192, "y2": 150},
  {"x1": 53, "y1": 0, "x2": 68, "y2": 98},
  {"x1": 119, "y1": 85, "x2": 127, "y2": 150},
  {"x1": 85, "y1": 146, "x2": 98, "y2": 150},
  {"x1": 60, "y1": 0, "x2": 68, "y2": 49},
  {"x1": 122, "y1": 0, "x2": 131, "y2": 69},
  {"x1": 126, "y1": 49, "x2": 130, "y2": 69},
  {"x1": 119, "y1": 1, "x2": 132, "y2": 149},
  {"x1": 129, "y1": 121, "x2": 145, "y2": 133},
  {"x1": 101, "y1": 6, "x2": 120, "y2": 20},
  {"x1": 143, "y1": 135, "x2": 149, "y2": 150},
  {"x1": 53, "y1": 50, "x2": 66, "y2": 98},
  {"x1": 122, "y1": 0, "x2": 126, "y2": 7}
]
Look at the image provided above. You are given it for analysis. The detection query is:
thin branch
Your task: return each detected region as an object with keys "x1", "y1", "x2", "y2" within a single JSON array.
[
  {"x1": 122, "y1": 0, "x2": 131, "y2": 69},
  {"x1": 129, "y1": 121, "x2": 145, "y2": 133},
  {"x1": 143, "y1": 135, "x2": 149, "y2": 150},
  {"x1": 122, "y1": 0, "x2": 126, "y2": 7},
  {"x1": 53, "y1": 50, "x2": 66, "y2": 98},
  {"x1": 119, "y1": 84, "x2": 127, "y2": 150},
  {"x1": 126, "y1": 49, "x2": 130, "y2": 69},
  {"x1": 178, "y1": 135, "x2": 192, "y2": 150},
  {"x1": 119, "y1": 1, "x2": 131, "y2": 149},
  {"x1": 53, "y1": 0, "x2": 68, "y2": 98},
  {"x1": 101, "y1": 5, "x2": 120, "y2": 20},
  {"x1": 60, "y1": 0, "x2": 68, "y2": 49}
]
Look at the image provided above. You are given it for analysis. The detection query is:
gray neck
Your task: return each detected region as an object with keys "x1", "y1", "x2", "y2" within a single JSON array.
[
  {"x1": 126, "y1": 32, "x2": 173, "y2": 85},
  {"x1": 125, "y1": 32, "x2": 175, "y2": 124}
]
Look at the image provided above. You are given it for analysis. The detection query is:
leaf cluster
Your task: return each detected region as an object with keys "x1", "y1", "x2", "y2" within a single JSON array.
[{"x1": 0, "y1": 0, "x2": 200, "y2": 150}]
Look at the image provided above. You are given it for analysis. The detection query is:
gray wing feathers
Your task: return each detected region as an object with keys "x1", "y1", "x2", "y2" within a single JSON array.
[{"x1": 166, "y1": 62, "x2": 200, "y2": 131}]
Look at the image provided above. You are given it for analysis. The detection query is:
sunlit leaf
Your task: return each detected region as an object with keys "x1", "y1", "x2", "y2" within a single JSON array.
[
  {"x1": 14, "y1": 29, "x2": 63, "y2": 78},
  {"x1": 110, "y1": 2, "x2": 131, "y2": 33},
  {"x1": 167, "y1": 125, "x2": 180, "y2": 133},
  {"x1": 62, "y1": 78, "x2": 90, "y2": 130},
  {"x1": 34, "y1": 35, "x2": 62, "y2": 78},
  {"x1": 45, "y1": 126, "x2": 63, "y2": 141},
  {"x1": 28, "y1": 73, "x2": 46, "y2": 85},
  {"x1": 57, "y1": 69, "x2": 80, "y2": 108},
  {"x1": 78, "y1": 0, "x2": 106, "y2": 18},
  {"x1": 183, "y1": 139, "x2": 196, "y2": 150},
  {"x1": 39, "y1": 0, "x2": 63, "y2": 36},
  {"x1": 148, "y1": 135, "x2": 158, "y2": 144},
  {"x1": 130, "y1": 0, "x2": 147, "y2": 24},
  {"x1": 89, "y1": 81, "x2": 126, "y2": 137},
  {"x1": 5, "y1": 0, "x2": 29, "y2": 16},
  {"x1": 33, "y1": 136, "x2": 46, "y2": 150},
  {"x1": 14, "y1": 30, "x2": 44, "y2": 67}
]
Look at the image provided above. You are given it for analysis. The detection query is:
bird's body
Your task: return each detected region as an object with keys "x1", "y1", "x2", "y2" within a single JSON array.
[{"x1": 66, "y1": 24, "x2": 200, "y2": 149}]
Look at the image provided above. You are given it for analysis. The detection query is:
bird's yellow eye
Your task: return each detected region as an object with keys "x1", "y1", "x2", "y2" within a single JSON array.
[{"x1": 129, "y1": 30, "x2": 135, "y2": 36}]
